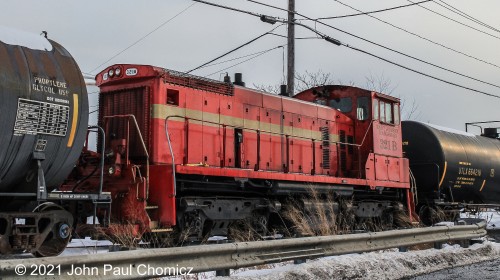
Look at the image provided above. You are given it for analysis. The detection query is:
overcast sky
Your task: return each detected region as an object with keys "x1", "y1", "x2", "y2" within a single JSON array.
[{"x1": 2, "y1": 0, "x2": 500, "y2": 133}]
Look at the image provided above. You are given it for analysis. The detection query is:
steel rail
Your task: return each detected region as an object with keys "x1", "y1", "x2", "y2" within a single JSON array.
[{"x1": 0, "y1": 220, "x2": 486, "y2": 279}]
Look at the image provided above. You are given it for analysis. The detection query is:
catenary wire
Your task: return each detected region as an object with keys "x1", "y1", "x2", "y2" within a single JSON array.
[{"x1": 88, "y1": 3, "x2": 196, "y2": 74}]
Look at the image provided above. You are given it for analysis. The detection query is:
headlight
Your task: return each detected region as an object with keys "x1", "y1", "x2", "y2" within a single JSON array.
[
  {"x1": 108, "y1": 69, "x2": 115, "y2": 78},
  {"x1": 114, "y1": 67, "x2": 121, "y2": 76}
]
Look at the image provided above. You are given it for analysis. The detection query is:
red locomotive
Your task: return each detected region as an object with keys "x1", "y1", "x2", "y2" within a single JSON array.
[
  {"x1": 3, "y1": 28, "x2": 499, "y2": 257},
  {"x1": 63, "y1": 64, "x2": 415, "y2": 241},
  {"x1": 0, "y1": 28, "x2": 416, "y2": 256}
]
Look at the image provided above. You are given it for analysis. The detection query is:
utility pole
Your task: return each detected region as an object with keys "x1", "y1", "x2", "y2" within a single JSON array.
[{"x1": 287, "y1": 0, "x2": 295, "y2": 97}]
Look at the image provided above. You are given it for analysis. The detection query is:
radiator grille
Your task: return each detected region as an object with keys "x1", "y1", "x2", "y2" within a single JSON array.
[
  {"x1": 98, "y1": 87, "x2": 150, "y2": 160},
  {"x1": 321, "y1": 127, "x2": 330, "y2": 169}
]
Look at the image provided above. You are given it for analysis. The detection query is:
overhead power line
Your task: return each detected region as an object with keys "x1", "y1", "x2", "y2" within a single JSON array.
[
  {"x1": 193, "y1": 0, "x2": 500, "y2": 99},
  {"x1": 329, "y1": 0, "x2": 500, "y2": 89},
  {"x1": 317, "y1": 0, "x2": 431, "y2": 20},
  {"x1": 433, "y1": 0, "x2": 500, "y2": 33},
  {"x1": 331, "y1": 0, "x2": 500, "y2": 70},
  {"x1": 344, "y1": 45, "x2": 500, "y2": 99},
  {"x1": 245, "y1": 0, "x2": 500, "y2": 88},
  {"x1": 88, "y1": 3, "x2": 196, "y2": 74},
  {"x1": 269, "y1": 33, "x2": 321, "y2": 40},
  {"x1": 186, "y1": 24, "x2": 284, "y2": 73},
  {"x1": 206, "y1": 45, "x2": 284, "y2": 77},
  {"x1": 248, "y1": 0, "x2": 500, "y2": 70},
  {"x1": 407, "y1": 0, "x2": 500, "y2": 40},
  {"x1": 199, "y1": 47, "x2": 285, "y2": 69}
]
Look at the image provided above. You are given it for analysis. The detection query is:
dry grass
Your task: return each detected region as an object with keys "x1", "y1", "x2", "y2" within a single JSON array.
[
  {"x1": 95, "y1": 222, "x2": 143, "y2": 248},
  {"x1": 283, "y1": 188, "x2": 346, "y2": 237},
  {"x1": 228, "y1": 220, "x2": 261, "y2": 242}
]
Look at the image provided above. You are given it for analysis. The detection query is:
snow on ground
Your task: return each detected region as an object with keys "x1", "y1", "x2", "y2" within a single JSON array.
[
  {"x1": 53, "y1": 211, "x2": 500, "y2": 278},
  {"x1": 460, "y1": 209, "x2": 500, "y2": 229},
  {"x1": 215, "y1": 241, "x2": 500, "y2": 280},
  {"x1": 210, "y1": 212, "x2": 500, "y2": 280},
  {"x1": 61, "y1": 237, "x2": 112, "y2": 256}
]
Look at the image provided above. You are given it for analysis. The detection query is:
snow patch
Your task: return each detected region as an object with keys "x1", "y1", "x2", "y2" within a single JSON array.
[
  {"x1": 461, "y1": 210, "x2": 500, "y2": 230},
  {"x1": 219, "y1": 242, "x2": 500, "y2": 280},
  {"x1": 0, "y1": 26, "x2": 53, "y2": 51}
]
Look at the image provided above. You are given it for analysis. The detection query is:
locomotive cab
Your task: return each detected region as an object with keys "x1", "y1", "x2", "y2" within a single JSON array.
[{"x1": 294, "y1": 86, "x2": 408, "y2": 185}]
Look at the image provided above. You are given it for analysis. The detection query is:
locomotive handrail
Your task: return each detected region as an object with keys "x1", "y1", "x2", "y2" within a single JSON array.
[
  {"x1": 164, "y1": 115, "x2": 181, "y2": 197},
  {"x1": 102, "y1": 115, "x2": 150, "y2": 199},
  {"x1": 87, "y1": 126, "x2": 106, "y2": 196},
  {"x1": 88, "y1": 125, "x2": 107, "y2": 226},
  {"x1": 0, "y1": 221, "x2": 486, "y2": 279},
  {"x1": 354, "y1": 119, "x2": 374, "y2": 177},
  {"x1": 359, "y1": 119, "x2": 374, "y2": 148}
]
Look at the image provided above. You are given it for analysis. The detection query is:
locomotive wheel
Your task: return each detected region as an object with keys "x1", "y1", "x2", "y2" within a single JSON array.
[{"x1": 32, "y1": 203, "x2": 72, "y2": 257}]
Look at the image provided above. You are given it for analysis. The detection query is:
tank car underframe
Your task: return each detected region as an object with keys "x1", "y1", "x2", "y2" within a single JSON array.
[
  {"x1": 0, "y1": 150, "x2": 111, "y2": 256},
  {"x1": 420, "y1": 200, "x2": 500, "y2": 225}
]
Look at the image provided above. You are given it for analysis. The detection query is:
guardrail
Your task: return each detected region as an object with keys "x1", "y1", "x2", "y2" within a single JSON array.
[{"x1": 0, "y1": 220, "x2": 486, "y2": 279}]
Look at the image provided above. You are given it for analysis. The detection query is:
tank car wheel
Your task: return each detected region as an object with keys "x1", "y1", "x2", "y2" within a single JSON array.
[{"x1": 32, "y1": 203, "x2": 72, "y2": 257}]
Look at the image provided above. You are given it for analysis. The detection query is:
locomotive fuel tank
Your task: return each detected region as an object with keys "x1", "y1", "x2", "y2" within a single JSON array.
[
  {"x1": 402, "y1": 121, "x2": 500, "y2": 204},
  {"x1": 0, "y1": 27, "x2": 88, "y2": 200}
]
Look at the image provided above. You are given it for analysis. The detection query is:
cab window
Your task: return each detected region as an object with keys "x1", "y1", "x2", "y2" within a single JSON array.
[
  {"x1": 380, "y1": 100, "x2": 386, "y2": 122},
  {"x1": 356, "y1": 96, "x2": 369, "y2": 121},
  {"x1": 329, "y1": 97, "x2": 352, "y2": 112},
  {"x1": 373, "y1": 99, "x2": 379, "y2": 120},
  {"x1": 377, "y1": 99, "x2": 399, "y2": 125},
  {"x1": 385, "y1": 102, "x2": 393, "y2": 123},
  {"x1": 394, "y1": 104, "x2": 400, "y2": 124}
]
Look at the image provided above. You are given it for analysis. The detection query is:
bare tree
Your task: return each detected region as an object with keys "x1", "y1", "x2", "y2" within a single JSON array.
[
  {"x1": 294, "y1": 70, "x2": 336, "y2": 92},
  {"x1": 253, "y1": 70, "x2": 420, "y2": 120},
  {"x1": 365, "y1": 73, "x2": 420, "y2": 120},
  {"x1": 253, "y1": 70, "x2": 339, "y2": 94},
  {"x1": 364, "y1": 72, "x2": 396, "y2": 95}
]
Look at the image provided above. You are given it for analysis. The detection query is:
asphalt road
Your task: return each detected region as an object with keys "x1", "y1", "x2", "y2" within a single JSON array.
[{"x1": 411, "y1": 258, "x2": 500, "y2": 280}]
